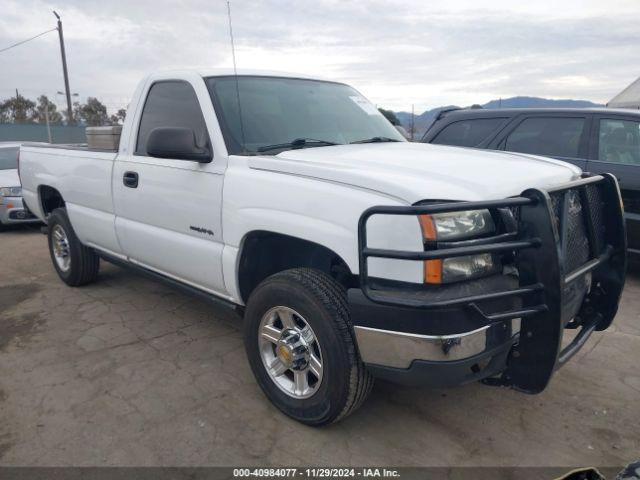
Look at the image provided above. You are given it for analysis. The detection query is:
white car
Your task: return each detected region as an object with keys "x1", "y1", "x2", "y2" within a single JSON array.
[
  {"x1": 0, "y1": 142, "x2": 40, "y2": 229},
  {"x1": 18, "y1": 69, "x2": 627, "y2": 425}
]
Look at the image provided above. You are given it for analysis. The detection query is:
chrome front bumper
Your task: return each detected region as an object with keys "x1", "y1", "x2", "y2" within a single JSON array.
[
  {"x1": 354, "y1": 319, "x2": 520, "y2": 369},
  {"x1": 0, "y1": 196, "x2": 39, "y2": 225}
]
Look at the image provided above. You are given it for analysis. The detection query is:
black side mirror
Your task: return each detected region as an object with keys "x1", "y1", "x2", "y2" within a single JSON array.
[{"x1": 146, "y1": 127, "x2": 212, "y2": 163}]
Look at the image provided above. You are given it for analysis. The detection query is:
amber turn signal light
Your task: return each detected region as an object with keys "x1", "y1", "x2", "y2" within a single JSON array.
[{"x1": 418, "y1": 215, "x2": 441, "y2": 284}]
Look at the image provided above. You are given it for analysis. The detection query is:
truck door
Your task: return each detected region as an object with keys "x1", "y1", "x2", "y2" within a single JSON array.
[
  {"x1": 587, "y1": 114, "x2": 640, "y2": 255},
  {"x1": 112, "y1": 76, "x2": 229, "y2": 297},
  {"x1": 494, "y1": 113, "x2": 591, "y2": 170}
]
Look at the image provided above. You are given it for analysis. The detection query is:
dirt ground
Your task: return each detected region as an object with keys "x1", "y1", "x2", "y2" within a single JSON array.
[{"x1": 0, "y1": 226, "x2": 638, "y2": 467}]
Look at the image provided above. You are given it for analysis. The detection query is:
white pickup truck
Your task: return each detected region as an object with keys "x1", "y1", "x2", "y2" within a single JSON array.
[{"x1": 19, "y1": 69, "x2": 627, "y2": 425}]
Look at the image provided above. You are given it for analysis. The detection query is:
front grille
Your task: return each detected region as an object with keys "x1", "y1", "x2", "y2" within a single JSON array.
[
  {"x1": 506, "y1": 181, "x2": 607, "y2": 276},
  {"x1": 584, "y1": 183, "x2": 606, "y2": 254},
  {"x1": 549, "y1": 191, "x2": 562, "y2": 232},
  {"x1": 547, "y1": 183, "x2": 606, "y2": 274},
  {"x1": 564, "y1": 190, "x2": 590, "y2": 272}
]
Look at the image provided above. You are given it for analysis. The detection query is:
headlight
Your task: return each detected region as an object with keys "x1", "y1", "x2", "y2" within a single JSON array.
[
  {"x1": 419, "y1": 209, "x2": 499, "y2": 284},
  {"x1": 0, "y1": 186, "x2": 22, "y2": 197},
  {"x1": 439, "y1": 253, "x2": 500, "y2": 283},
  {"x1": 420, "y1": 209, "x2": 495, "y2": 242}
]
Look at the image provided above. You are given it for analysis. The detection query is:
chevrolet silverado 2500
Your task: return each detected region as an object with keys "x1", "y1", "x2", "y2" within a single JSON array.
[{"x1": 19, "y1": 70, "x2": 627, "y2": 425}]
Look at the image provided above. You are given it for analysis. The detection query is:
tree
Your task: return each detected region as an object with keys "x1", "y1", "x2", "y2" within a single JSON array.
[
  {"x1": 378, "y1": 107, "x2": 400, "y2": 126},
  {"x1": 0, "y1": 104, "x2": 8, "y2": 123},
  {"x1": 0, "y1": 95, "x2": 121, "y2": 126},
  {"x1": 78, "y1": 97, "x2": 109, "y2": 126},
  {"x1": 63, "y1": 101, "x2": 82, "y2": 125},
  {"x1": 0, "y1": 93, "x2": 37, "y2": 124},
  {"x1": 109, "y1": 108, "x2": 126, "y2": 125},
  {"x1": 34, "y1": 95, "x2": 63, "y2": 124}
]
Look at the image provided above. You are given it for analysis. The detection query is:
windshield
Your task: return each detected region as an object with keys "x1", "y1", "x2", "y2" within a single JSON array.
[
  {"x1": 0, "y1": 146, "x2": 18, "y2": 170},
  {"x1": 206, "y1": 76, "x2": 405, "y2": 155}
]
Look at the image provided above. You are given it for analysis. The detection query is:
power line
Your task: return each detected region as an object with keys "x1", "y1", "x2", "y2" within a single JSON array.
[{"x1": 0, "y1": 27, "x2": 57, "y2": 55}]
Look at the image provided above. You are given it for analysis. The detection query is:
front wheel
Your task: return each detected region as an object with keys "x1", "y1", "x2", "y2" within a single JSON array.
[
  {"x1": 243, "y1": 268, "x2": 373, "y2": 426},
  {"x1": 47, "y1": 208, "x2": 100, "y2": 286}
]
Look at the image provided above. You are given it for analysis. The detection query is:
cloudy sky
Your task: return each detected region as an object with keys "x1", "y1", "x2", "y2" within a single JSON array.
[{"x1": 1, "y1": 0, "x2": 640, "y2": 115}]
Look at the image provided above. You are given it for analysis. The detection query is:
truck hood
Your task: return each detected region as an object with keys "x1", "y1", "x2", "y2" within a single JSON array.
[
  {"x1": 0, "y1": 169, "x2": 20, "y2": 188},
  {"x1": 248, "y1": 142, "x2": 581, "y2": 204}
]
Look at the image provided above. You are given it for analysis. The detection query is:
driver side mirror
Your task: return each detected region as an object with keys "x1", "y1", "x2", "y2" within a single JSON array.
[{"x1": 146, "y1": 127, "x2": 212, "y2": 163}]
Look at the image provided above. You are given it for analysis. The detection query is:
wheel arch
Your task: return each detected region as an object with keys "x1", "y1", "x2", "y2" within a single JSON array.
[
  {"x1": 236, "y1": 230, "x2": 356, "y2": 303},
  {"x1": 38, "y1": 185, "x2": 65, "y2": 218}
]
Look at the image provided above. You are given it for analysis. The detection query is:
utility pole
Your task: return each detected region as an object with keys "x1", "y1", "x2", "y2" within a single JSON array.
[
  {"x1": 53, "y1": 11, "x2": 73, "y2": 125},
  {"x1": 44, "y1": 104, "x2": 53, "y2": 143}
]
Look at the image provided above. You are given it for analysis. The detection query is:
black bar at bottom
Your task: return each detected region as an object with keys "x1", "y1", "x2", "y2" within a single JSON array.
[
  {"x1": 469, "y1": 303, "x2": 548, "y2": 323},
  {"x1": 564, "y1": 246, "x2": 612, "y2": 284},
  {"x1": 483, "y1": 305, "x2": 548, "y2": 322},
  {"x1": 364, "y1": 283, "x2": 543, "y2": 309},
  {"x1": 557, "y1": 319, "x2": 599, "y2": 365}
]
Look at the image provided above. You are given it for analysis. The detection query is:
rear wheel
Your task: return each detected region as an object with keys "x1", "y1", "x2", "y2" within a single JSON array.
[
  {"x1": 47, "y1": 208, "x2": 100, "y2": 286},
  {"x1": 244, "y1": 268, "x2": 373, "y2": 425}
]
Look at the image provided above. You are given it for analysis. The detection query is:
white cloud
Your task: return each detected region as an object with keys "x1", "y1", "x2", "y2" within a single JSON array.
[{"x1": 0, "y1": 0, "x2": 639, "y2": 114}]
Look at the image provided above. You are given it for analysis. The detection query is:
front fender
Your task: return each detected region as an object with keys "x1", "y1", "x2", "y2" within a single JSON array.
[{"x1": 222, "y1": 165, "x2": 425, "y2": 296}]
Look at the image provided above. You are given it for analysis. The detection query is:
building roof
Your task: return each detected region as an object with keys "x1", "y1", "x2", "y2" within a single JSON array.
[{"x1": 608, "y1": 77, "x2": 640, "y2": 109}]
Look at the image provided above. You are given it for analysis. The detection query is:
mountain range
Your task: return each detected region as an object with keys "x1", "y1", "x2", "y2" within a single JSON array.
[{"x1": 395, "y1": 96, "x2": 603, "y2": 138}]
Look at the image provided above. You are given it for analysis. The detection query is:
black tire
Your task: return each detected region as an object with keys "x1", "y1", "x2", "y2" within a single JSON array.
[
  {"x1": 47, "y1": 208, "x2": 100, "y2": 286},
  {"x1": 244, "y1": 268, "x2": 373, "y2": 426}
]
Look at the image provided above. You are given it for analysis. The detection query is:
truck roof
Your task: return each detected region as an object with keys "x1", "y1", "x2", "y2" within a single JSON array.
[{"x1": 150, "y1": 68, "x2": 335, "y2": 83}]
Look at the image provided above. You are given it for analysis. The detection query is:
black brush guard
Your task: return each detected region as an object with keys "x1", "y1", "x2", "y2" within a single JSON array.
[{"x1": 357, "y1": 173, "x2": 626, "y2": 393}]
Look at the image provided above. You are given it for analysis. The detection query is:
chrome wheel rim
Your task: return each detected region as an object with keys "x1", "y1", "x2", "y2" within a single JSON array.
[
  {"x1": 51, "y1": 224, "x2": 71, "y2": 272},
  {"x1": 258, "y1": 306, "x2": 324, "y2": 399}
]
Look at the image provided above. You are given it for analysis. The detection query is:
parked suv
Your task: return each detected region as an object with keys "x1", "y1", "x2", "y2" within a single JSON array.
[{"x1": 421, "y1": 108, "x2": 640, "y2": 257}]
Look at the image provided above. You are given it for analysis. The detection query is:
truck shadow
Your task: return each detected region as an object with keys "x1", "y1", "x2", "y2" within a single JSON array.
[{"x1": 0, "y1": 223, "x2": 44, "y2": 234}]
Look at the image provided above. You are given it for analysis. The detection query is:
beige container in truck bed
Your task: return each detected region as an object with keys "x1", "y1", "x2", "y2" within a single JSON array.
[{"x1": 86, "y1": 126, "x2": 122, "y2": 151}]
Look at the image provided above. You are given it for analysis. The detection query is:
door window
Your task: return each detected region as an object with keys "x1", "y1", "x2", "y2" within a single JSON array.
[
  {"x1": 504, "y1": 117, "x2": 585, "y2": 158},
  {"x1": 431, "y1": 118, "x2": 507, "y2": 147},
  {"x1": 135, "y1": 81, "x2": 210, "y2": 156},
  {"x1": 597, "y1": 119, "x2": 640, "y2": 165}
]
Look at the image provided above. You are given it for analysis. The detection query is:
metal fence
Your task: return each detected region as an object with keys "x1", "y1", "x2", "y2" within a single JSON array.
[{"x1": 0, "y1": 123, "x2": 86, "y2": 144}]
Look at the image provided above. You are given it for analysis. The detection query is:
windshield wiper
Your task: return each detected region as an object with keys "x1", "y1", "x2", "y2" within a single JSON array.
[
  {"x1": 350, "y1": 136, "x2": 401, "y2": 144},
  {"x1": 257, "y1": 138, "x2": 339, "y2": 153}
]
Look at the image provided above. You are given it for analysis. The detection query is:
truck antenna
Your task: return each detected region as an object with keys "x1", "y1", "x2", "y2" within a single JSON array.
[{"x1": 226, "y1": 0, "x2": 247, "y2": 153}]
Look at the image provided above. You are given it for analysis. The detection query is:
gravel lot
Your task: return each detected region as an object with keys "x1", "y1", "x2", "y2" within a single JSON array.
[{"x1": 0, "y1": 226, "x2": 639, "y2": 467}]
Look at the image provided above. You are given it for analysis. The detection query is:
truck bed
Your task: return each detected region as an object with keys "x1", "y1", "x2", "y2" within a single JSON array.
[{"x1": 19, "y1": 142, "x2": 120, "y2": 255}]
